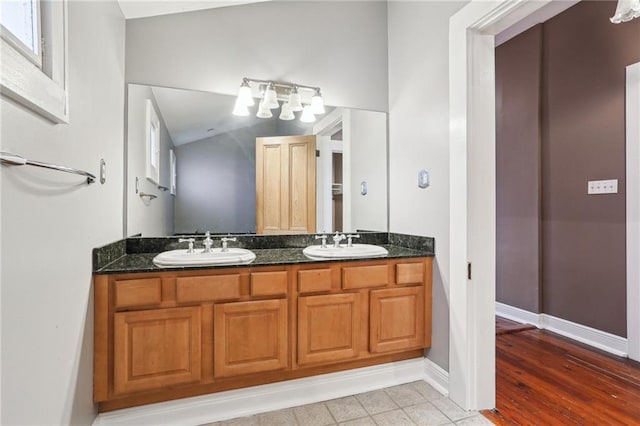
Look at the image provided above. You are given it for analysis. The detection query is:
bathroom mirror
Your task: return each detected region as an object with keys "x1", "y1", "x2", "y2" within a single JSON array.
[{"x1": 125, "y1": 84, "x2": 388, "y2": 237}]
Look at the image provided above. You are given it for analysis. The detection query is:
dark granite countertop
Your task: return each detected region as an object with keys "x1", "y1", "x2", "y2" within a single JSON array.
[{"x1": 93, "y1": 232, "x2": 434, "y2": 275}]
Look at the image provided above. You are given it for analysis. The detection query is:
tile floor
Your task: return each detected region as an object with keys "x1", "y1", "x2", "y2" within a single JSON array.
[{"x1": 205, "y1": 381, "x2": 494, "y2": 426}]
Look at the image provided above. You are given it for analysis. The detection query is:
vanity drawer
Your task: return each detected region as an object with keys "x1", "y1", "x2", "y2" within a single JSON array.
[
  {"x1": 342, "y1": 265, "x2": 389, "y2": 289},
  {"x1": 298, "y1": 269, "x2": 333, "y2": 294},
  {"x1": 176, "y1": 275, "x2": 241, "y2": 303},
  {"x1": 115, "y1": 278, "x2": 162, "y2": 308},
  {"x1": 251, "y1": 271, "x2": 288, "y2": 297},
  {"x1": 396, "y1": 263, "x2": 424, "y2": 285}
]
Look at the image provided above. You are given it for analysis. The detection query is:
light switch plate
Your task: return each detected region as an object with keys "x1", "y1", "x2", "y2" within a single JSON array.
[{"x1": 588, "y1": 179, "x2": 618, "y2": 194}]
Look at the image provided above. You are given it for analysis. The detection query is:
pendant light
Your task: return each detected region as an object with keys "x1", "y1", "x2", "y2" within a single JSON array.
[
  {"x1": 300, "y1": 105, "x2": 316, "y2": 123},
  {"x1": 256, "y1": 99, "x2": 273, "y2": 118},
  {"x1": 263, "y1": 82, "x2": 280, "y2": 109},
  {"x1": 237, "y1": 79, "x2": 254, "y2": 107},
  {"x1": 611, "y1": 0, "x2": 640, "y2": 23},
  {"x1": 279, "y1": 102, "x2": 295, "y2": 120},
  {"x1": 288, "y1": 86, "x2": 303, "y2": 112},
  {"x1": 311, "y1": 88, "x2": 325, "y2": 115}
]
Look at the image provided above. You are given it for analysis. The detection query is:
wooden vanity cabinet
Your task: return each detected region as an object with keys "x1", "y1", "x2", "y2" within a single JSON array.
[{"x1": 94, "y1": 257, "x2": 432, "y2": 412}]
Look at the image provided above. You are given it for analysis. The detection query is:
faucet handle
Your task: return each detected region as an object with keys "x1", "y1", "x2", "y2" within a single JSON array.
[
  {"x1": 220, "y1": 237, "x2": 237, "y2": 252},
  {"x1": 315, "y1": 234, "x2": 328, "y2": 248},
  {"x1": 346, "y1": 234, "x2": 360, "y2": 247},
  {"x1": 178, "y1": 238, "x2": 195, "y2": 253}
]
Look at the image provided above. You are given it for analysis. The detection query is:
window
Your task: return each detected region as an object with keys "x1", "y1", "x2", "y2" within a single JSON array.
[
  {"x1": 146, "y1": 100, "x2": 160, "y2": 185},
  {"x1": 1, "y1": 0, "x2": 41, "y2": 67},
  {"x1": 0, "y1": 0, "x2": 68, "y2": 123},
  {"x1": 169, "y1": 149, "x2": 177, "y2": 195}
]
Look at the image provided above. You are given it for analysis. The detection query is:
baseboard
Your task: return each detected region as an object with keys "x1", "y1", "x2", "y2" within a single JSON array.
[
  {"x1": 495, "y1": 302, "x2": 541, "y2": 327},
  {"x1": 496, "y1": 302, "x2": 628, "y2": 357},
  {"x1": 423, "y1": 358, "x2": 449, "y2": 396},
  {"x1": 93, "y1": 358, "x2": 429, "y2": 426}
]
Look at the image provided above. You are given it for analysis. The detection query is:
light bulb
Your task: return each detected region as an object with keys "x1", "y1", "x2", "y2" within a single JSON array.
[
  {"x1": 288, "y1": 87, "x2": 303, "y2": 112},
  {"x1": 279, "y1": 102, "x2": 295, "y2": 120},
  {"x1": 232, "y1": 97, "x2": 249, "y2": 116},
  {"x1": 256, "y1": 99, "x2": 273, "y2": 118},
  {"x1": 311, "y1": 89, "x2": 325, "y2": 114},
  {"x1": 237, "y1": 81, "x2": 254, "y2": 107},
  {"x1": 263, "y1": 83, "x2": 279, "y2": 109},
  {"x1": 300, "y1": 105, "x2": 316, "y2": 123}
]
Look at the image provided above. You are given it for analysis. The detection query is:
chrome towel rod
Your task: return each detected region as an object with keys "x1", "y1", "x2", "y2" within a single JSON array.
[{"x1": 0, "y1": 151, "x2": 96, "y2": 184}]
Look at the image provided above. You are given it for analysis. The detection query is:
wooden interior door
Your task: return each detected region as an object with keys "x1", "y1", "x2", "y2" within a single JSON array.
[
  {"x1": 256, "y1": 135, "x2": 316, "y2": 234},
  {"x1": 214, "y1": 299, "x2": 288, "y2": 377},
  {"x1": 113, "y1": 307, "x2": 202, "y2": 395},
  {"x1": 297, "y1": 293, "x2": 360, "y2": 365},
  {"x1": 369, "y1": 286, "x2": 425, "y2": 353}
]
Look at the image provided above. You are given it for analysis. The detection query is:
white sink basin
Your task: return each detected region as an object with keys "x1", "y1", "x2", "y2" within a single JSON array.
[
  {"x1": 303, "y1": 244, "x2": 388, "y2": 260},
  {"x1": 153, "y1": 248, "x2": 256, "y2": 267}
]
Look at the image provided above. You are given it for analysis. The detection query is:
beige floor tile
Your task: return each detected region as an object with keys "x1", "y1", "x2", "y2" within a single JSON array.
[
  {"x1": 409, "y1": 381, "x2": 446, "y2": 401},
  {"x1": 211, "y1": 415, "x2": 260, "y2": 426},
  {"x1": 402, "y1": 402, "x2": 451, "y2": 426},
  {"x1": 256, "y1": 408, "x2": 297, "y2": 425},
  {"x1": 293, "y1": 402, "x2": 336, "y2": 426},
  {"x1": 430, "y1": 398, "x2": 477, "y2": 422},
  {"x1": 383, "y1": 384, "x2": 427, "y2": 407},
  {"x1": 355, "y1": 389, "x2": 398, "y2": 415},
  {"x1": 326, "y1": 396, "x2": 369, "y2": 423},
  {"x1": 338, "y1": 417, "x2": 377, "y2": 426},
  {"x1": 372, "y1": 408, "x2": 415, "y2": 426},
  {"x1": 454, "y1": 414, "x2": 495, "y2": 425}
]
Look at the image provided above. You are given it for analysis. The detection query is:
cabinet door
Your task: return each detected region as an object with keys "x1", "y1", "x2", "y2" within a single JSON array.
[
  {"x1": 298, "y1": 293, "x2": 360, "y2": 365},
  {"x1": 214, "y1": 299, "x2": 288, "y2": 377},
  {"x1": 113, "y1": 307, "x2": 201, "y2": 395},
  {"x1": 370, "y1": 287, "x2": 424, "y2": 353}
]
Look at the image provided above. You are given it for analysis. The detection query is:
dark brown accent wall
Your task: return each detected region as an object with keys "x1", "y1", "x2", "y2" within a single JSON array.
[
  {"x1": 496, "y1": 25, "x2": 543, "y2": 313},
  {"x1": 496, "y1": 1, "x2": 640, "y2": 336}
]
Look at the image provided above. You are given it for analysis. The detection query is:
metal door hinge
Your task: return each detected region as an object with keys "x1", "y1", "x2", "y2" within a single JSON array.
[
  {"x1": 316, "y1": 149, "x2": 320, "y2": 157},
  {"x1": 467, "y1": 262, "x2": 472, "y2": 280}
]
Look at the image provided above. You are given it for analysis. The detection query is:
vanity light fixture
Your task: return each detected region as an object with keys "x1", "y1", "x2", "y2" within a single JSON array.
[
  {"x1": 611, "y1": 0, "x2": 640, "y2": 23},
  {"x1": 232, "y1": 77, "x2": 325, "y2": 122}
]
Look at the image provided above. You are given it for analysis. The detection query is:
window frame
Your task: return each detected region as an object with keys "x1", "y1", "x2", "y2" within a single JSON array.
[
  {"x1": 0, "y1": 0, "x2": 43, "y2": 68},
  {"x1": 0, "y1": 0, "x2": 68, "y2": 124}
]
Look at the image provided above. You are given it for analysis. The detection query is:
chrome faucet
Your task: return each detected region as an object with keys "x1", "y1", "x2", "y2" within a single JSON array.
[
  {"x1": 221, "y1": 237, "x2": 237, "y2": 252},
  {"x1": 202, "y1": 231, "x2": 214, "y2": 253},
  {"x1": 332, "y1": 231, "x2": 345, "y2": 248},
  {"x1": 178, "y1": 237, "x2": 195, "y2": 253},
  {"x1": 315, "y1": 234, "x2": 328, "y2": 248},
  {"x1": 345, "y1": 234, "x2": 360, "y2": 247}
]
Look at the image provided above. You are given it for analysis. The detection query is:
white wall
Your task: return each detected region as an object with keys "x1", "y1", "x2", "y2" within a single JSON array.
[
  {"x1": 126, "y1": 84, "x2": 175, "y2": 237},
  {"x1": 387, "y1": 1, "x2": 468, "y2": 370},
  {"x1": 125, "y1": 1, "x2": 389, "y2": 112},
  {"x1": 349, "y1": 109, "x2": 388, "y2": 232},
  {"x1": 0, "y1": 1, "x2": 125, "y2": 424}
]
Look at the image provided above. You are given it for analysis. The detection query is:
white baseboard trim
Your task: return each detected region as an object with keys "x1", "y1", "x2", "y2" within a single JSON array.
[
  {"x1": 496, "y1": 302, "x2": 628, "y2": 357},
  {"x1": 423, "y1": 358, "x2": 449, "y2": 396},
  {"x1": 93, "y1": 358, "x2": 430, "y2": 426}
]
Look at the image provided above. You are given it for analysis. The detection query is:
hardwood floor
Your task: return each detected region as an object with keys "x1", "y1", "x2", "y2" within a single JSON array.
[
  {"x1": 495, "y1": 317, "x2": 536, "y2": 335},
  {"x1": 483, "y1": 319, "x2": 640, "y2": 425}
]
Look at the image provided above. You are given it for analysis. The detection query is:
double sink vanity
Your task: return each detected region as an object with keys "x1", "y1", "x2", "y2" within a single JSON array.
[{"x1": 92, "y1": 232, "x2": 434, "y2": 412}]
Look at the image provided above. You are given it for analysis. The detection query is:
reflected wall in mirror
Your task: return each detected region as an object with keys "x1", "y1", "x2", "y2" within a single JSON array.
[{"x1": 125, "y1": 84, "x2": 388, "y2": 237}]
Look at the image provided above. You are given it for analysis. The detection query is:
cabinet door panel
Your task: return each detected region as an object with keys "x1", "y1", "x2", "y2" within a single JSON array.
[
  {"x1": 370, "y1": 287, "x2": 424, "y2": 353},
  {"x1": 214, "y1": 299, "x2": 288, "y2": 377},
  {"x1": 298, "y1": 293, "x2": 360, "y2": 365},
  {"x1": 114, "y1": 307, "x2": 201, "y2": 395}
]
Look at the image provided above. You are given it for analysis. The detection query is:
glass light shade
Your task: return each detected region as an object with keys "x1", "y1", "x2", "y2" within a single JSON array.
[
  {"x1": 279, "y1": 102, "x2": 295, "y2": 120},
  {"x1": 256, "y1": 100, "x2": 273, "y2": 118},
  {"x1": 311, "y1": 91, "x2": 325, "y2": 114},
  {"x1": 610, "y1": 0, "x2": 640, "y2": 23},
  {"x1": 300, "y1": 105, "x2": 316, "y2": 123},
  {"x1": 232, "y1": 97, "x2": 250, "y2": 116},
  {"x1": 288, "y1": 88, "x2": 303, "y2": 111},
  {"x1": 263, "y1": 83, "x2": 279, "y2": 109},
  {"x1": 238, "y1": 83, "x2": 254, "y2": 107}
]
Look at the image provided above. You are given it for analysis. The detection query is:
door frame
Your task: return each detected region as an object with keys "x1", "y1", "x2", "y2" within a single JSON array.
[
  {"x1": 448, "y1": 0, "x2": 570, "y2": 410},
  {"x1": 626, "y1": 61, "x2": 640, "y2": 361}
]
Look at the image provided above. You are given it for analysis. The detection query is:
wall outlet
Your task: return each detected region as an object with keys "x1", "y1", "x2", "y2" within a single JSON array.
[{"x1": 588, "y1": 179, "x2": 618, "y2": 195}]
